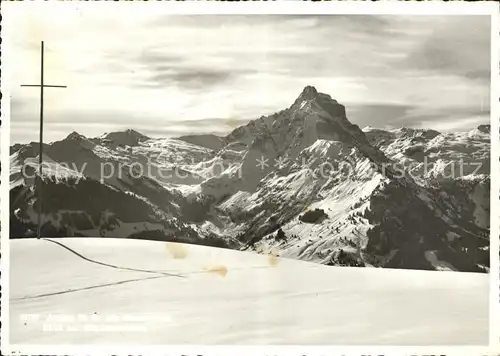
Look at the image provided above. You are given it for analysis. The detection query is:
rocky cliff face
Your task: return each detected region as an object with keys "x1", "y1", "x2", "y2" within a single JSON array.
[{"x1": 9, "y1": 86, "x2": 490, "y2": 272}]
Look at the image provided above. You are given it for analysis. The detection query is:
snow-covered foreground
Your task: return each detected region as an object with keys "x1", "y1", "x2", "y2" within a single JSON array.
[{"x1": 10, "y1": 238, "x2": 488, "y2": 345}]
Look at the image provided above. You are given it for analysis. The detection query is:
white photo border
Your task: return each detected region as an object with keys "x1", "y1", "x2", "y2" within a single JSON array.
[{"x1": 1, "y1": 1, "x2": 498, "y2": 355}]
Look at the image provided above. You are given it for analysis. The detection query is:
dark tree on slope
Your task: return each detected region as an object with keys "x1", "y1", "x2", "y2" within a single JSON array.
[
  {"x1": 276, "y1": 228, "x2": 287, "y2": 242},
  {"x1": 299, "y1": 209, "x2": 328, "y2": 223}
]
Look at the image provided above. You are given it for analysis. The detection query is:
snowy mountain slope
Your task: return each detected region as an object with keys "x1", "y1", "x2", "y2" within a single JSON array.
[
  {"x1": 363, "y1": 125, "x2": 490, "y2": 181},
  {"x1": 362, "y1": 124, "x2": 490, "y2": 268},
  {"x1": 363, "y1": 125, "x2": 491, "y2": 232},
  {"x1": 209, "y1": 87, "x2": 489, "y2": 271},
  {"x1": 9, "y1": 130, "x2": 239, "y2": 247},
  {"x1": 10, "y1": 238, "x2": 489, "y2": 345},
  {"x1": 9, "y1": 86, "x2": 490, "y2": 272}
]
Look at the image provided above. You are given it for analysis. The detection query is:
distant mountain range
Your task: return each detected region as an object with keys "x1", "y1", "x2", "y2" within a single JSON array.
[{"x1": 9, "y1": 86, "x2": 490, "y2": 272}]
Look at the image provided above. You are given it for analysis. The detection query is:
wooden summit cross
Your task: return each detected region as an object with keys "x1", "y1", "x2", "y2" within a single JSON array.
[{"x1": 20, "y1": 41, "x2": 67, "y2": 239}]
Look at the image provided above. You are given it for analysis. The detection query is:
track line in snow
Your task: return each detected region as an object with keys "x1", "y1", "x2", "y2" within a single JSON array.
[
  {"x1": 13, "y1": 262, "x2": 280, "y2": 302},
  {"x1": 42, "y1": 238, "x2": 277, "y2": 278},
  {"x1": 42, "y1": 238, "x2": 186, "y2": 278},
  {"x1": 12, "y1": 238, "x2": 291, "y2": 300},
  {"x1": 12, "y1": 274, "x2": 167, "y2": 301}
]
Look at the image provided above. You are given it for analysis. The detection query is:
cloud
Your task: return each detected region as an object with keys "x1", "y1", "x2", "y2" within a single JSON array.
[
  {"x1": 402, "y1": 16, "x2": 490, "y2": 82},
  {"x1": 346, "y1": 100, "x2": 490, "y2": 133},
  {"x1": 346, "y1": 104, "x2": 415, "y2": 129},
  {"x1": 4, "y1": 4, "x2": 492, "y2": 144},
  {"x1": 149, "y1": 68, "x2": 235, "y2": 90},
  {"x1": 137, "y1": 51, "x2": 253, "y2": 90}
]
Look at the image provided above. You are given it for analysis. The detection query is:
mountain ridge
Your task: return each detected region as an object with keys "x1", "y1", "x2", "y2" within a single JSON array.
[{"x1": 9, "y1": 86, "x2": 490, "y2": 272}]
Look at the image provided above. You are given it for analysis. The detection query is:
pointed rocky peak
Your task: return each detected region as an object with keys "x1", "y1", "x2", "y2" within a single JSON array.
[
  {"x1": 66, "y1": 131, "x2": 86, "y2": 141},
  {"x1": 104, "y1": 129, "x2": 149, "y2": 140},
  {"x1": 291, "y1": 86, "x2": 318, "y2": 108},
  {"x1": 477, "y1": 124, "x2": 490, "y2": 134},
  {"x1": 125, "y1": 129, "x2": 147, "y2": 138},
  {"x1": 55, "y1": 131, "x2": 96, "y2": 151},
  {"x1": 102, "y1": 129, "x2": 150, "y2": 147},
  {"x1": 292, "y1": 85, "x2": 342, "y2": 117},
  {"x1": 294, "y1": 85, "x2": 337, "y2": 105},
  {"x1": 299, "y1": 85, "x2": 319, "y2": 100}
]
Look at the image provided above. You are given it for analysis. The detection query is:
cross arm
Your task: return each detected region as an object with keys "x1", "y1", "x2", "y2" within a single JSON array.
[{"x1": 20, "y1": 84, "x2": 67, "y2": 88}]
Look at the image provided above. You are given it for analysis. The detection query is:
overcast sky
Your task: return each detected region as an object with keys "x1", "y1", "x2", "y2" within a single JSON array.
[{"x1": 5, "y1": 5, "x2": 491, "y2": 144}]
